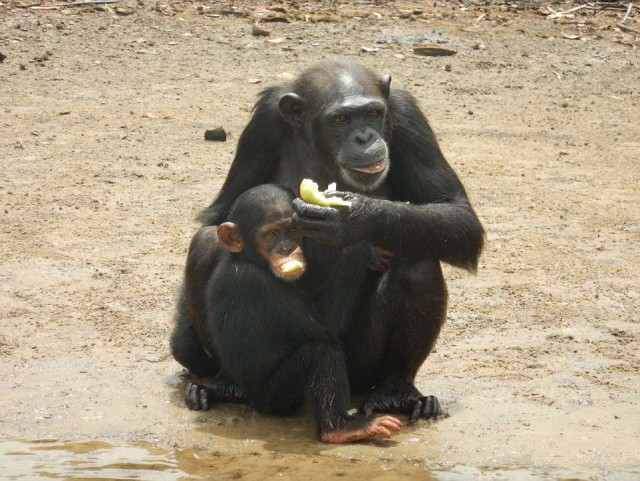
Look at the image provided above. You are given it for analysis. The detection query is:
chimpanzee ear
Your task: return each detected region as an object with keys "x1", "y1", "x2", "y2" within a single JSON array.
[
  {"x1": 379, "y1": 74, "x2": 392, "y2": 99},
  {"x1": 216, "y1": 222, "x2": 243, "y2": 253},
  {"x1": 278, "y1": 93, "x2": 306, "y2": 129}
]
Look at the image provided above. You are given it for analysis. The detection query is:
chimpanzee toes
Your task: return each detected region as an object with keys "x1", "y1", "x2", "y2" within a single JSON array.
[
  {"x1": 409, "y1": 395, "x2": 442, "y2": 423},
  {"x1": 184, "y1": 382, "x2": 212, "y2": 411}
]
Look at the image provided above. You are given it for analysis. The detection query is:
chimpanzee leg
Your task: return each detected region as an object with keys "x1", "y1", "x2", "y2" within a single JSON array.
[
  {"x1": 347, "y1": 258, "x2": 446, "y2": 421},
  {"x1": 170, "y1": 290, "x2": 220, "y2": 377},
  {"x1": 252, "y1": 342, "x2": 402, "y2": 442},
  {"x1": 253, "y1": 342, "x2": 351, "y2": 422},
  {"x1": 170, "y1": 226, "x2": 223, "y2": 377}
]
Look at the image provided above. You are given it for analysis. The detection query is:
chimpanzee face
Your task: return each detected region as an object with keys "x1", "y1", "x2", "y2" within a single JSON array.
[
  {"x1": 216, "y1": 185, "x2": 306, "y2": 282},
  {"x1": 277, "y1": 64, "x2": 392, "y2": 192},
  {"x1": 254, "y1": 217, "x2": 305, "y2": 282},
  {"x1": 319, "y1": 95, "x2": 389, "y2": 191}
]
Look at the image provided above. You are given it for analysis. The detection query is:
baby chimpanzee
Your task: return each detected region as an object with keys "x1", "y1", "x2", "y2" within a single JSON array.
[{"x1": 182, "y1": 184, "x2": 401, "y2": 443}]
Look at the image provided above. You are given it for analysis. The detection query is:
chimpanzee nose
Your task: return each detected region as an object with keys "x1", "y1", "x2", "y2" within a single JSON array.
[
  {"x1": 277, "y1": 243, "x2": 295, "y2": 256},
  {"x1": 354, "y1": 128, "x2": 374, "y2": 146}
]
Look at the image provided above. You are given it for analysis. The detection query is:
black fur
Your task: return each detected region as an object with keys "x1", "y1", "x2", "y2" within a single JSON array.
[
  {"x1": 172, "y1": 59, "x2": 483, "y2": 425},
  {"x1": 180, "y1": 185, "x2": 377, "y2": 437}
]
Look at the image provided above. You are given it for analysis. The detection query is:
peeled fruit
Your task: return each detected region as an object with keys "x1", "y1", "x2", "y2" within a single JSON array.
[
  {"x1": 299, "y1": 179, "x2": 351, "y2": 207},
  {"x1": 281, "y1": 260, "x2": 303, "y2": 274}
]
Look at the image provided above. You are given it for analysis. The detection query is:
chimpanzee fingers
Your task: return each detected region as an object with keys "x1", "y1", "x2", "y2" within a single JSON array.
[
  {"x1": 292, "y1": 198, "x2": 333, "y2": 219},
  {"x1": 378, "y1": 415, "x2": 403, "y2": 430},
  {"x1": 372, "y1": 426, "x2": 392, "y2": 438},
  {"x1": 409, "y1": 400, "x2": 422, "y2": 423},
  {"x1": 409, "y1": 395, "x2": 442, "y2": 423},
  {"x1": 185, "y1": 383, "x2": 200, "y2": 410},
  {"x1": 368, "y1": 416, "x2": 403, "y2": 438},
  {"x1": 184, "y1": 382, "x2": 213, "y2": 411},
  {"x1": 368, "y1": 247, "x2": 393, "y2": 272},
  {"x1": 199, "y1": 387, "x2": 212, "y2": 411},
  {"x1": 323, "y1": 190, "x2": 357, "y2": 200}
]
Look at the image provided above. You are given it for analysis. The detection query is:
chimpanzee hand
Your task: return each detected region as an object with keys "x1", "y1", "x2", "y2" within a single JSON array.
[
  {"x1": 368, "y1": 247, "x2": 394, "y2": 273},
  {"x1": 292, "y1": 192, "x2": 384, "y2": 247}
]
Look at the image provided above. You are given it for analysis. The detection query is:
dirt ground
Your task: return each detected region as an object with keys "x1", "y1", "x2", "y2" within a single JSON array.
[{"x1": 1, "y1": 0, "x2": 639, "y2": 479}]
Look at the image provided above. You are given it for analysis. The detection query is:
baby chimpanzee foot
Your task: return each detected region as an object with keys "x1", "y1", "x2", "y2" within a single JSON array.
[{"x1": 320, "y1": 414, "x2": 402, "y2": 443}]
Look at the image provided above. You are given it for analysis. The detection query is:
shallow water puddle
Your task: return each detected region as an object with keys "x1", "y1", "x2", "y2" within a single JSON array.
[
  {"x1": 0, "y1": 439, "x2": 436, "y2": 480},
  {"x1": 1, "y1": 439, "x2": 186, "y2": 480},
  {"x1": 2, "y1": 439, "x2": 635, "y2": 481}
]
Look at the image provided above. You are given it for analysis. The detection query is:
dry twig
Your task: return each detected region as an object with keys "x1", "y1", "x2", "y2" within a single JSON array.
[
  {"x1": 59, "y1": 0, "x2": 119, "y2": 6},
  {"x1": 617, "y1": 3, "x2": 638, "y2": 36},
  {"x1": 621, "y1": 2, "x2": 634, "y2": 23},
  {"x1": 546, "y1": 4, "x2": 587, "y2": 19}
]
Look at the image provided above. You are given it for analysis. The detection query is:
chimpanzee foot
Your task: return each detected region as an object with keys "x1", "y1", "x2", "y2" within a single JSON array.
[
  {"x1": 361, "y1": 379, "x2": 443, "y2": 423},
  {"x1": 185, "y1": 382, "x2": 213, "y2": 411},
  {"x1": 320, "y1": 415, "x2": 402, "y2": 444},
  {"x1": 184, "y1": 378, "x2": 246, "y2": 411},
  {"x1": 408, "y1": 395, "x2": 442, "y2": 423}
]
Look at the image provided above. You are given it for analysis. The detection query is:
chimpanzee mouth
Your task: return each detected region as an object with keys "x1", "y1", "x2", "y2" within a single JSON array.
[{"x1": 351, "y1": 157, "x2": 387, "y2": 174}]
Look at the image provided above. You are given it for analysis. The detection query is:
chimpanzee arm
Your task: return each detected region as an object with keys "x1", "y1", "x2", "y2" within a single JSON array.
[
  {"x1": 293, "y1": 90, "x2": 484, "y2": 271},
  {"x1": 198, "y1": 87, "x2": 289, "y2": 225}
]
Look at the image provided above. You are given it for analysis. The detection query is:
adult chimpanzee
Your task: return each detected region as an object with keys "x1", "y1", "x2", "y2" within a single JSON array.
[
  {"x1": 171, "y1": 59, "x2": 484, "y2": 425},
  {"x1": 179, "y1": 184, "x2": 402, "y2": 443}
]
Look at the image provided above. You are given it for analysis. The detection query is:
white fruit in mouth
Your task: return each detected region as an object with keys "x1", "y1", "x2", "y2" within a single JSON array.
[
  {"x1": 281, "y1": 260, "x2": 303, "y2": 273},
  {"x1": 299, "y1": 179, "x2": 351, "y2": 207}
]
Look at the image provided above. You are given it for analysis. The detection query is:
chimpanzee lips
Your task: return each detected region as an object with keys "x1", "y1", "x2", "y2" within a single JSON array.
[{"x1": 351, "y1": 157, "x2": 387, "y2": 174}]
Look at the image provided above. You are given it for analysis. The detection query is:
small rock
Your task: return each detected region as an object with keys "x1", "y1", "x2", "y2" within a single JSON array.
[
  {"x1": 445, "y1": 64, "x2": 452, "y2": 72},
  {"x1": 262, "y1": 14, "x2": 289, "y2": 23},
  {"x1": 0, "y1": 52, "x2": 6, "y2": 63},
  {"x1": 393, "y1": 53, "x2": 406, "y2": 60},
  {"x1": 247, "y1": 78, "x2": 261, "y2": 84},
  {"x1": 414, "y1": 45, "x2": 457, "y2": 57},
  {"x1": 204, "y1": 127, "x2": 227, "y2": 142},
  {"x1": 472, "y1": 42, "x2": 486, "y2": 50},
  {"x1": 361, "y1": 46, "x2": 379, "y2": 53}
]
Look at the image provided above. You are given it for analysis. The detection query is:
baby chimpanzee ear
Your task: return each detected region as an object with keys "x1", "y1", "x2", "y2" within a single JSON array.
[{"x1": 217, "y1": 222, "x2": 243, "y2": 253}]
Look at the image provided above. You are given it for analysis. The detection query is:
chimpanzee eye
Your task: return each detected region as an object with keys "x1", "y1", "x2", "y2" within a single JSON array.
[
  {"x1": 265, "y1": 230, "x2": 278, "y2": 238},
  {"x1": 287, "y1": 225, "x2": 298, "y2": 234},
  {"x1": 368, "y1": 109, "x2": 379, "y2": 118},
  {"x1": 335, "y1": 115, "x2": 349, "y2": 125}
]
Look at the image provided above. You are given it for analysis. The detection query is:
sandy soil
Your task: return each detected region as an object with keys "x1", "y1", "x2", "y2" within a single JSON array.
[{"x1": 1, "y1": 1, "x2": 639, "y2": 479}]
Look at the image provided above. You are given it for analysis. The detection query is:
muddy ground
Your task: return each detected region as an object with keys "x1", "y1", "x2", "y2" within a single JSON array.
[{"x1": 1, "y1": 1, "x2": 639, "y2": 479}]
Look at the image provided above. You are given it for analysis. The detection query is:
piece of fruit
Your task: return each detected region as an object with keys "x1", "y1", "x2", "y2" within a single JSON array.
[
  {"x1": 281, "y1": 260, "x2": 303, "y2": 273},
  {"x1": 299, "y1": 179, "x2": 351, "y2": 207}
]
